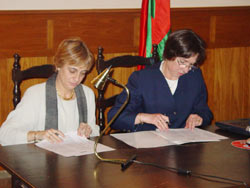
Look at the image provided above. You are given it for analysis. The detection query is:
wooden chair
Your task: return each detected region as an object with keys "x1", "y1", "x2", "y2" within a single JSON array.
[
  {"x1": 12, "y1": 53, "x2": 55, "y2": 108},
  {"x1": 96, "y1": 45, "x2": 159, "y2": 132},
  {"x1": 0, "y1": 170, "x2": 11, "y2": 188}
]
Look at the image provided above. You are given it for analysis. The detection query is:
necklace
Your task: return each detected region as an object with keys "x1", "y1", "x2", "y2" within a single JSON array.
[{"x1": 56, "y1": 89, "x2": 75, "y2": 100}]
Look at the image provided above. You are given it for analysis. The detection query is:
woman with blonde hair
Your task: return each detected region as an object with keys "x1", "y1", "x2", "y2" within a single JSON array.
[{"x1": 0, "y1": 38, "x2": 99, "y2": 146}]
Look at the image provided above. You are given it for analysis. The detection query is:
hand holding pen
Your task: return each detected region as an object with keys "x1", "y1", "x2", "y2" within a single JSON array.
[
  {"x1": 31, "y1": 129, "x2": 65, "y2": 143},
  {"x1": 135, "y1": 113, "x2": 170, "y2": 131}
]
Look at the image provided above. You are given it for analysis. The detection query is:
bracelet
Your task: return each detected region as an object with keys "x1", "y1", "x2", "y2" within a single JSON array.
[{"x1": 34, "y1": 131, "x2": 38, "y2": 143}]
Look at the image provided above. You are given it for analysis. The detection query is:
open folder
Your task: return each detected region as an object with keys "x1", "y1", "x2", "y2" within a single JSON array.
[
  {"x1": 35, "y1": 131, "x2": 114, "y2": 157},
  {"x1": 111, "y1": 128, "x2": 228, "y2": 149},
  {"x1": 215, "y1": 118, "x2": 250, "y2": 136}
]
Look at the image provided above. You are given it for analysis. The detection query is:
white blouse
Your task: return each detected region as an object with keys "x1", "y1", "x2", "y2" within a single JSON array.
[
  {"x1": 159, "y1": 61, "x2": 179, "y2": 94},
  {"x1": 0, "y1": 83, "x2": 99, "y2": 146}
]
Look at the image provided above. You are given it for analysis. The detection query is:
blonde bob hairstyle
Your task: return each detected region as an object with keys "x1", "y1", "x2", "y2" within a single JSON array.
[{"x1": 54, "y1": 38, "x2": 94, "y2": 71}]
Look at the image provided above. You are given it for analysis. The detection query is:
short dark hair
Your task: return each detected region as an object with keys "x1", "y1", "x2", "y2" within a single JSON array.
[{"x1": 163, "y1": 29, "x2": 206, "y2": 65}]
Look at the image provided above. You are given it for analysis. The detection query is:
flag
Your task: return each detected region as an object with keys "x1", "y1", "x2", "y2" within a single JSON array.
[{"x1": 138, "y1": 0, "x2": 171, "y2": 69}]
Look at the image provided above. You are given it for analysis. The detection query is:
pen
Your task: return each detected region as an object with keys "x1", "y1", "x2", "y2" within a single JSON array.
[
  {"x1": 55, "y1": 132, "x2": 64, "y2": 141},
  {"x1": 163, "y1": 113, "x2": 171, "y2": 125}
]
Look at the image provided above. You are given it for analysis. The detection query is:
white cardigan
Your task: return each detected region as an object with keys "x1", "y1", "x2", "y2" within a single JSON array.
[{"x1": 0, "y1": 83, "x2": 99, "y2": 146}]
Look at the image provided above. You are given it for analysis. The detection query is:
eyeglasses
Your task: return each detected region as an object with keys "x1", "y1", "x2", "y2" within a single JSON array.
[{"x1": 176, "y1": 58, "x2": 198, "y2": 70}]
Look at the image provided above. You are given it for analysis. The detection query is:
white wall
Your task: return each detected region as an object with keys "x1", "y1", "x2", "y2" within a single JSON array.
[{"x1": 0, "y1": 0, "x2": 250, "y2": 10}]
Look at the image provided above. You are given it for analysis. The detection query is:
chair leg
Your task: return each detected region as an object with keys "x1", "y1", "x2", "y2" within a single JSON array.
[{"x1": 0, "y1": 170, "x2": 11, "y2": 188}]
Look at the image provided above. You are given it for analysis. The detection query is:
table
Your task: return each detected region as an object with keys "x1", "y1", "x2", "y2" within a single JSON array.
[{"x1": 0, "y1": 126, "x2": 249, "y2": 188}]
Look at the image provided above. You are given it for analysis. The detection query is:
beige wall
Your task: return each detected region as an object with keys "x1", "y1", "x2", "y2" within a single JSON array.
[{"x1": 1, "y1": 0, "x2": 250, "y2": 10}]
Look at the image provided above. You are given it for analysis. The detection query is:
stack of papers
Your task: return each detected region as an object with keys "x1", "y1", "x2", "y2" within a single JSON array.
[
  {"x1": 35, "y1": 129, "x2": 228, "y2": 156},
  {"x1": 35, "y1": 132, "x2": 114, "y2": 157},
  {"x1": 111, "y1": 128, "x2": 228, "y2": 148}
]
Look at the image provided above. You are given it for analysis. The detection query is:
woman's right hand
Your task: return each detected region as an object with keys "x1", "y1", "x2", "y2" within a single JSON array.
[
  {"x1": 41, "y1": 129, "x2": 65, "y2": 143},
  {"x1": 29, "y1": 129, "x2": 65, "y2": 143},
  {"x1": 135, "y1": 113, "x2": 169, "y2": 131}
]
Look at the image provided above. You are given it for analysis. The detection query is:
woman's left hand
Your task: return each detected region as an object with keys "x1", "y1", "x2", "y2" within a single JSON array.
[
  {"x1": 185, "y1": 114, "x2": 203, "y2": 130},
  {"x1": 77, "y1": 123, "x2": 92, "y2": 138}
]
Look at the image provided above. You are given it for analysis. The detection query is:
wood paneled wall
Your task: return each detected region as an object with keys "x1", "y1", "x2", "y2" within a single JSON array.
[{"x1": 0, "y1": 7, "x2": 250, "y2": 127}]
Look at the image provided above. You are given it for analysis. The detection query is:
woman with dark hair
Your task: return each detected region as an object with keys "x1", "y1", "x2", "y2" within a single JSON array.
[
  {"x1": 0, "y1": 38, "x2": 99, "y2": 146},
  {"x1": 108, "y1": 29, "x2": 213, "y2": 132}
]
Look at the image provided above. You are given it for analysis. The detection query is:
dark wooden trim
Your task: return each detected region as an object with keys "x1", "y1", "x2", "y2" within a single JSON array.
[
  {"x1": 171, "y1": 6, "x2": 250, "y2": 49},
  {"x1": 0, "y1": 9, "x2": 141, "y2": 15},
  {"x1": 0, "y1": 7, "x2": 249, "y2": 58}
]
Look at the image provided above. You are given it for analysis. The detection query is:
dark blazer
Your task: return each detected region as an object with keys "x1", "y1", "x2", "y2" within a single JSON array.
[{"x1": 108, "y1": 63, "x2": 213, "y2": 132}]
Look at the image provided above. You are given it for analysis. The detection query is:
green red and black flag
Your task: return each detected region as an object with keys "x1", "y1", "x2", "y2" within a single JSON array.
[{"x1": 138, "y1": 0, "x2": 171, "y2": 69}]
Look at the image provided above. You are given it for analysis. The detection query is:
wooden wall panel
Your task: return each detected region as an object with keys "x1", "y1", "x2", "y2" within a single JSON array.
[
  {"x1": 0, "y1": 14, "x2": 49, "y2": 57},
  {"x1": 214, "y1": 12, "x2": 250, "y2": 48},
  {"x1": 52, "y1": 12, "x2": 140, "y2": 53},
  {"x1": 0, "y1": 10, "x2": 141, "y2": 58},
  {"x1": 171, "y1": 7, "x2": 250, "y2": 48},
  {"x1": 170, "y1": 8, "x2": 211, "y2": 44},
  {"x1": 0, "y1": 7, "x2": 250, "y2": 127},
  {"x1": 0, "y1": 58, "x2": 12, "y2": 126},
  {"x1": 201, "y1": 47, "x2": 250, "y2": 122}
]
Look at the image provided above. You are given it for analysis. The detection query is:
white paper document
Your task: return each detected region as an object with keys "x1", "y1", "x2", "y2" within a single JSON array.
[
  {"x1": 111, "y1": 128, "x2": 228, "y2": 149},
  {"x1": 35, "y1": 132, "x2": 114, "y2": 157}
]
